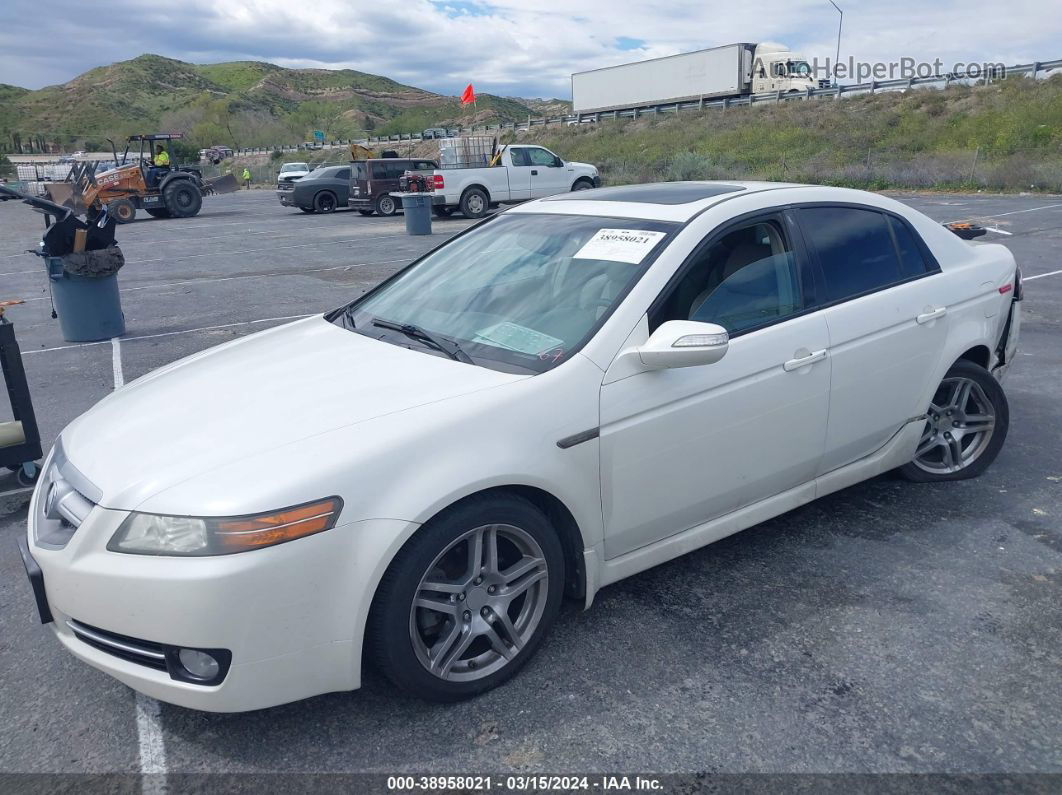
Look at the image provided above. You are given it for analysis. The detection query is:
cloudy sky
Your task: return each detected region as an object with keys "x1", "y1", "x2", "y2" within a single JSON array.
[{"x1": 0, "y1": 0, "x2": 1057, "y2": 97}]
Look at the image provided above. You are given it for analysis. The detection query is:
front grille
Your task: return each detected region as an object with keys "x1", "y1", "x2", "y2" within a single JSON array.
[
  {"x1": 66, "y1": 619, "x2": 168, "y2": 671},
  {"x1": 33, "y1": 443, "x2": 100, "y2": 550}
]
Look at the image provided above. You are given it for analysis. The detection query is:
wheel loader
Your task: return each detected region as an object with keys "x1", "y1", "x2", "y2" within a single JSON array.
[{"x1": 48, "y1": 133, "x2": 238, "y2": 223}]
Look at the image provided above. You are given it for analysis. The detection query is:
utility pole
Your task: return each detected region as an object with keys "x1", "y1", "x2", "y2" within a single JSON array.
[{"x1": 828, "y1": 1, "x2": 843, "y2": 83}]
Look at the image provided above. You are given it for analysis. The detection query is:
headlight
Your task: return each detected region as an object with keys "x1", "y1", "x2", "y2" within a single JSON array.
[{"x1": 107, "y1": 497, "x2": 343, "y2": 556}]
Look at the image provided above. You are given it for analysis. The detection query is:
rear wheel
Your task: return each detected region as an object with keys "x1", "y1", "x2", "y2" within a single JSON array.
[
  {"x1": 460, "y1": 188, "x2": 489, "y2": 219},
  {"x1": 375, "y1": 194, "x2": 398, "y2": 216},
  {"x1": 162, "y1": 180, "x2": 202, "y2": 218},
  {"x1": 108, "y1": 198, "x2": 136, "y2": 223},
  {"x1": 314, "y1": 191, "x2": 337, "y2": 213},
  {"x1": 898, "y1": 360, "x2": 1009, "y2": 482},
  {"x1": 145, "y1": 207, "x2": 170, "y2": 219},
  {"x1": 370, "y1": 494, "x2": 565, "y2": 701}
]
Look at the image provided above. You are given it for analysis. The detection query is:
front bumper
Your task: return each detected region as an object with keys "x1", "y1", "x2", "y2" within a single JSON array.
[{"x1": 23, "y1": 478, "x2": 417, "y2": 712}]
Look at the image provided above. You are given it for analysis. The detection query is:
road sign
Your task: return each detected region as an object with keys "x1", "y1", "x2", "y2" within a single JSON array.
[{"x1": 313, "y1": 130, "x2": 324, "y2": 142}]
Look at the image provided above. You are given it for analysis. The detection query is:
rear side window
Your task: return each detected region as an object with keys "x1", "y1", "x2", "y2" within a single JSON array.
[
  {"x1": 334, "y1": 168, "x2": 349, "y2": 181},
  {"x1": 801, "y1": 207, "x2": 901, "y2": 302},
  {"x1": 510, "y1": 149, "x2": 530, "y2": 166},
  {"x1": 371, "y1": 161, "x2": 407, "y2": 179},
  {"x1": 888, "y1": 215, "x2": 929, "y2": 278},
  {"x1": 351, "y1": 163, "x2": 367, "y2": 180}
]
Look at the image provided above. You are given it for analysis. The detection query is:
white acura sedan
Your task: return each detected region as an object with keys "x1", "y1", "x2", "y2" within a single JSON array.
[{"x1": 19, "y1": 182, "x2": 1022, "y2": 711}]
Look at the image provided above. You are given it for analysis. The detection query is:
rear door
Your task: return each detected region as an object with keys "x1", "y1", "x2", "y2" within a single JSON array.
[
  {"x1": 505, "y1": 148, "x2": 532, "y2": 201},
  {"x1": 795, "y1": 205, "x2": 950, "y2": 473},
  {"x1": 350, "y1": 162, "x2": 368, "y2": 203}
]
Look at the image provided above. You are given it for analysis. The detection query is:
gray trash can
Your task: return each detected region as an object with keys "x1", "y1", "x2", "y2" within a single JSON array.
[
  {"x1": 47, "y1": 254, "x2": 126, "y2": 342},
  {"x1": 400, "y1": 194, "x2": 433, "y2": 236}
]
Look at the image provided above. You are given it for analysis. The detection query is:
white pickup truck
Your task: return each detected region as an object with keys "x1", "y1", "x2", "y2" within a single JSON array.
[{"x1": 429, "y1": 144, "x2": 599, "y2": 218}]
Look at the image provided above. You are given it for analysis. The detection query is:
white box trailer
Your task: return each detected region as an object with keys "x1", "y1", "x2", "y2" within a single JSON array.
[
  {"x1": 572, "y1": 42, "x2": 820, "y2": 115},
  {"x1": 573, "y1": 43, "x2": 755, "y2": 114}
]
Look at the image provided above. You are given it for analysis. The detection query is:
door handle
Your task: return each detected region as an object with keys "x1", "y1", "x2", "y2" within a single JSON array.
[
  {"x1": 916, "y1": 306, "x2": 947, "y2": 324},
  {"x1": 531, "y1": 169, "x2": 538, "y2": 175},
  {"x1": 783, "y1": 349, "x2": 827, "y2": 372}
]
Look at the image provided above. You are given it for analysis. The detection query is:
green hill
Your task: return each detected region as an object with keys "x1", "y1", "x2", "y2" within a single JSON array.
[
  {"x1": 0, "y1": 54, "x2": 538, "y2": 153},
  {"x1": 526, "y1": 75, "x2": 1062, "y2": 193}
]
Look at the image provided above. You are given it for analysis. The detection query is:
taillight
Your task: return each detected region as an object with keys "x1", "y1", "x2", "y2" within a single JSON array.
[{"x1": 432, "y1": 174, "x2": 444, "y2": 190}]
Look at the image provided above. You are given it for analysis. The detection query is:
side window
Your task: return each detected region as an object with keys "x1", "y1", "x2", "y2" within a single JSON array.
[
  {"x1": 772, "y1": 63, "x2": 785, "y2": 77},
  {"x1": 652, "y1": 219, "x2": 802, "y2": 335},
  {"x1": 510, "y1": 148, "x2": 530, "y2": 167},
  {"x1": 527, "y1": 148, "x2": 557, "y2": 167},
  {"x1": 370, "y1": 162, "x2": 386, "y2": 179},
  {"x1": 335, "y1": 168, "x2": 349, "y2": 181},
  {"x1": 888, "y1": 215, "x2": 930, "y2": 278},
  {"x1": 800, "y1": 207, "x2": 902, "y2": 303}
]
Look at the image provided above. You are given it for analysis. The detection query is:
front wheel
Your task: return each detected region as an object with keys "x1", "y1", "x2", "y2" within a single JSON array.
[
  {"x1": 162, "y1": 180, "x2": 202, "y2": 218},
  {"x1": 898, "y1": 360, "x2": 1009, "y2": 482},
  {"x1": 571, "y1": 178, "x2": 594, "y2": 191},
  {"x1": 369, "y1": 494, "x2": 565, "y2": 701}
]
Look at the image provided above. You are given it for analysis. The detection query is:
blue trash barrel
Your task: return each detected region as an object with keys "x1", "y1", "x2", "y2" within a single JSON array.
[
  {"x1": 46, "y1": 256, "x2": 126, "y2": 342},
  {"x1": 400, "y1": 194, "x2": 433, "y2": 236}
]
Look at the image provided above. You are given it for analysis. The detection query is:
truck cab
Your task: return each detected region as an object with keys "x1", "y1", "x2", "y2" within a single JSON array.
[{"x1": 750, "y1": 43, "x2": 819, "y2": 93}]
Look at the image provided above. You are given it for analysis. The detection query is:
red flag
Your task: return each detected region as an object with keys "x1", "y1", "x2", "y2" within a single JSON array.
[{"x1": 460, "y1": 83, "x2": 476, "y2": 105}]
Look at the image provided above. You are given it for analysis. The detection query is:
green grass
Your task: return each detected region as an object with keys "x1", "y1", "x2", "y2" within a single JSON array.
[{"x1": 527, "y1": 75, "x2": 1062, "y2": 192}]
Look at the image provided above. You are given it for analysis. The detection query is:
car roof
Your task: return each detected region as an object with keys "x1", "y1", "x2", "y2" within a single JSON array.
[{"x1": 511, "y1": 181, "x2": 830, "y2": 223}]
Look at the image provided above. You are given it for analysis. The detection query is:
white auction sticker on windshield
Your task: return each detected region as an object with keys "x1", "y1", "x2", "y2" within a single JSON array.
[{"x1": 574, "y1": 229, "x2": 667, "y2": 264}]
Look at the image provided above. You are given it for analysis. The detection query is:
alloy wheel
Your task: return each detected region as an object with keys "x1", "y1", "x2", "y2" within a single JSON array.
[
  {"x1": 409, "y1": 523, "x2": 548, "y2": 682},
  {"x1": 912, "y1": 375, "x2": 996, "y2": 474}
]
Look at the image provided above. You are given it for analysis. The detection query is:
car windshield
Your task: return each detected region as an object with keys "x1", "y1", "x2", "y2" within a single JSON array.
[
  {"x1": 334, "y1": 213, "x2": 678, "y2": 373},
  {"x1": 280, "y1": 163, "x2": 307, "y2": 173},
  {"x1": 789, "y1": 60, "x2": 812, "y2": 76}
]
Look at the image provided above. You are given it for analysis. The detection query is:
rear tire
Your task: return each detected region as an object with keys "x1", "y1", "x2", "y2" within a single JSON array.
[
  {"x1": 375, "y1": 194, "x2": 398, "y2": 216},
  {"x1": 162, "y1": 180, "x2": 202, "y2": 218},
  {"x1": 898, "y1": 360, "x2": 1009, "y2": 482},
  {"x1": 314, "y1": 191, "x2": 337, "y2": 213},
  {"x1": 369, "y1": 494, "x2": 565, "y2": 702},
  {"x1": 460, "y1": 188, "x2": 489, "y2": 219},
  {"x1": 107, "y1": 198, "x2": 136, "y2": 223}
]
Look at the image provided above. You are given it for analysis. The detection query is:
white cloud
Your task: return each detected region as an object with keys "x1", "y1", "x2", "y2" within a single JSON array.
[{"x1": 0, "y1": 0, "x2": 1058, "y2": 95}]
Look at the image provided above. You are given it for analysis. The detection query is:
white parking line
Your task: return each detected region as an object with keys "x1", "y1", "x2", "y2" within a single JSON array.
[
  {"x1": 23, "y1": 313, "x2": 313, "y2": 355},
  {"x1": 945, "y1": 202, "x2": 1062, "y2": 224},
  {"x1": 1025, "y1": 268, "x2": 1062, "y2": 282},
  {"x1": 111, "y1": 337, "x2": 124, "y2": 388},
  {"x1": 135, "y1": 692, "x2": 168, "y2": 792}
]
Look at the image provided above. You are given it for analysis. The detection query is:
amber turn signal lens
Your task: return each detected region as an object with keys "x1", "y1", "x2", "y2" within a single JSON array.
[{"x1": 214, "y1": 498, "x2": 342, "y2": 551}]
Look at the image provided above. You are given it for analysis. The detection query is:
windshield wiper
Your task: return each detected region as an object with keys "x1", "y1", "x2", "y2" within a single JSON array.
[{"x1": 371, "y1": 317, "x2": 474, "y2": 364}]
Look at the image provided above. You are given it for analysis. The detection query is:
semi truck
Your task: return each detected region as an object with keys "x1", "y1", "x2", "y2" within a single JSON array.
[{"x1": 572, "y1": 42, "x2": 824, "y2": 115}]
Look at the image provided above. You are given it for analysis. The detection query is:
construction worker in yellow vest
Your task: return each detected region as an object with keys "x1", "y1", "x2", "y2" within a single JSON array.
[{"x1": 242, "y1": 167, "x2": 252, "y2": 189}]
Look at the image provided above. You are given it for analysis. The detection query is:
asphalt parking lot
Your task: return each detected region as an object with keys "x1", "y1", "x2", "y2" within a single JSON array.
[{"x1": 0, "y1": 190, "x2": 1059, "y2": 785}]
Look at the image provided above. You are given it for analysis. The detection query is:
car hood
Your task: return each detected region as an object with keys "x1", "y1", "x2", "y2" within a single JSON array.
[{"x1": 61, "y1": 317, "x2": 525, "y2": 509}]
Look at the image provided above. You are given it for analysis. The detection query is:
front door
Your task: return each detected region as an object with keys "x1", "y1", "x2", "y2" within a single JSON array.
[
  {"x1": 527, "y1": 147, "x2": 570, "y2": 198},
  {"x1": 600, "y1": 214, "x2": 831, "y2": 559},
  {"x1": 506, "y1": 148, "x2": 533, "y2": 201}
]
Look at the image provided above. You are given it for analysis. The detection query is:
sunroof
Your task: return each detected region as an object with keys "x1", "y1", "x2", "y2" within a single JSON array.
[{"x1": 545, "y1": 182, "x2": 745, "y2": 205}]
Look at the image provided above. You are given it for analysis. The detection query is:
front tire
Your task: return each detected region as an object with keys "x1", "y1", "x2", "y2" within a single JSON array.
[
  {"x1": 898, "y1": 360, "x2": 1009, "y2": 482},
  {"x1": 369, "y1": 494, "x2": 565, "y2": 701},
  {"x1": 571, "y1": 178, "x2": 594, "y2": 191},
  {"x1": 107, "y1": 198, "x2": 136, "y2": 223}
]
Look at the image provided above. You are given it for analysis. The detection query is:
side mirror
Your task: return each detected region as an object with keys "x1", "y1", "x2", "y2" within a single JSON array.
[{"x1": 635, "y1": 320, "x2": 729, "y2": 369}]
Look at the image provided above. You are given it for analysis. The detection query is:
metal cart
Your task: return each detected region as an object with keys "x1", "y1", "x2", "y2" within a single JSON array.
[{"x1": 0, "y1": 301, "x2": 42, "y2": 487}]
